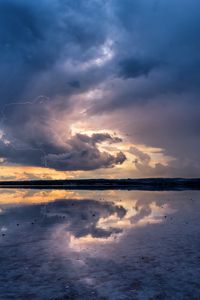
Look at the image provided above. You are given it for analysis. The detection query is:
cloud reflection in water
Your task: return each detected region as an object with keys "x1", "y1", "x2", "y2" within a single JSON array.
[{"x1": 1, "y1": 189, "x2": 200, "y2": 300}]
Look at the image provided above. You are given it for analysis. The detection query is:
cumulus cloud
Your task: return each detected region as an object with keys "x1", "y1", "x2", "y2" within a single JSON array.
[
  {"x1": 0, "y1": 131, "x2": 126, "y2": 171},
  {"x1": 130, "y1": 147, "x2": 151, "y2": 166},
  {"x1": 45, "y1": 134, "x2": 126, "y2": 171},
  {"x1": 129, "y1": 146, "x2": 168, "y2": 177},
  {"x1": 0, "y1": 94, "x2": 126, "y2": 171}
]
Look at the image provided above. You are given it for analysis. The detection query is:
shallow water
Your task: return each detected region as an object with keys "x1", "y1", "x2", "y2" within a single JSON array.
[{"x1": 0, "y1": 189, "x2": 200, "y2": 300}]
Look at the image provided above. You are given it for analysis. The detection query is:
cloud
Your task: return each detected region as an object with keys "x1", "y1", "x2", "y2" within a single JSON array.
[
  {"x1": 0, "y1": 94, "x2": 126, "y2": 171},
  {"x1": 0, "y1": 125, "x2": 126, "y2": 171},
  {"x1": 89, "y1": 0, "x2": 200, "y2": 111},
  {"x1": 0, "y1": 0, "x2": 200, "y2": 176},
  {"x1": 130, "y1": 147, "x2": 151, "y2": 165},
  {"x1": 129, "y1": 146, "x2": 168, "y2": 177},
  {"x1": 118, "y1": 57, "x2": 161, "y2": 79},
  {"x1": 45, "y1": 134, "x2": 126, "y2": 171},
  {"x1": 0, "y1": 0, "x2": 110, "y2": 105},
  {"x1": 86, "y1": 0, "x2": 200, "y2": 177}
]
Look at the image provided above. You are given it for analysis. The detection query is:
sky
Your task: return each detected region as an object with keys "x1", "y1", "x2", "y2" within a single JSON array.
[{"x1": 0, "y1": 0, "x2": 200, "y2": 180}]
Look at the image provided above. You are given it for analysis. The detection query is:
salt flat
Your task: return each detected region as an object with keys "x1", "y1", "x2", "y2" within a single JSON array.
[{"x1": 0, "y1": 189, "x2": 200, "y2": 300}]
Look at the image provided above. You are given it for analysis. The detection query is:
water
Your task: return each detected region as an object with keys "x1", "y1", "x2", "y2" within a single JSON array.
[{"x1": 0, "y1": 189, "x2": 200, "y2": 300}]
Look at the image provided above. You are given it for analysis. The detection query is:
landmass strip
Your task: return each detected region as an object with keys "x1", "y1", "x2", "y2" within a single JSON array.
[{"x1": 0, "y1": 178, "x2": 200, "y2": 190}]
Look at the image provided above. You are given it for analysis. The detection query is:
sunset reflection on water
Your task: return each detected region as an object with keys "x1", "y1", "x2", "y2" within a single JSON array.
[{"x1": 0, "y1": 189, "x2": 200, "y2": 300}]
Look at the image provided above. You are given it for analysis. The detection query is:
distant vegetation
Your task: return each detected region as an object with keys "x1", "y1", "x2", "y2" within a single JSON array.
[{"x1": 0, "y1": 178, "x2": 200, "y2": 190}]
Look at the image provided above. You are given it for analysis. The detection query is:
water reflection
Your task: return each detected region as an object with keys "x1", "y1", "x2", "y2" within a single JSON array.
[
  {"x1": 0, "y1": 189, "x2": 200, "y2": 299},
  {"x1": 0, "y1": 189, "x2": 173, "y2": 247}
]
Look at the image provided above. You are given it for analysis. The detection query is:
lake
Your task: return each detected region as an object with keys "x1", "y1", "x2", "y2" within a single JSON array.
[{"x1": 0, "y1": 189, "x2": 200, "y2": 300}]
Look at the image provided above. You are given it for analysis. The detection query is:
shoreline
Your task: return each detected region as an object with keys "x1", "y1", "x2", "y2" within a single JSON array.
[{"x1": 0, "y1": 178, "x2": 200, "y2": 190}]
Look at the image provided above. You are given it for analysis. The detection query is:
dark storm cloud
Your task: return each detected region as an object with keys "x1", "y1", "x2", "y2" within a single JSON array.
[
  {"x1": 124, "y1": 99, "x2": 200, "y2": 177},
  {"x1": 67, "y1": 133, "x2": 122, "y2": 146},
  {"x1": 0, "y1": 0, "x2": 197, "y2": 96},
  {"x1": 118, "y1": 57, "x2": 161, "y2": 79},
  {"x1": 0, "y1": 0, "x2": 199, "y2": 175},
  {"x1": 0, "y1": 0, "x2": 126, "y2": 172},
  {"x1": 0, "y1": 98, "x2": 126, "y2": 171},
  {"x1": 89, "y1": 0, "x2": 200, "y2": 177},
  {"x1": 0, "y1": 131, "x2": 126, "y2": 171},
  {"x1": 90, "y1": 0, "x2": 200, "y2": 111},
  {"x1": 0, "y1": 0, "x2": 109, "y2": 104},
  {"x1": 45, "y1": 134, "x2": 126, "y2": 171}
]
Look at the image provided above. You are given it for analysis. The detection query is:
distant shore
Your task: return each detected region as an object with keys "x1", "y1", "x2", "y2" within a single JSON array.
[{"x1": 0, "y1": 178, "x2": 200, "y2": 190}]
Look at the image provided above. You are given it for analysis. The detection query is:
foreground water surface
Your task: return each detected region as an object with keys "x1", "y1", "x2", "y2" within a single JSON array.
[{"x1": 0, "y1": 189, "x2": 200, "y2": 300}]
